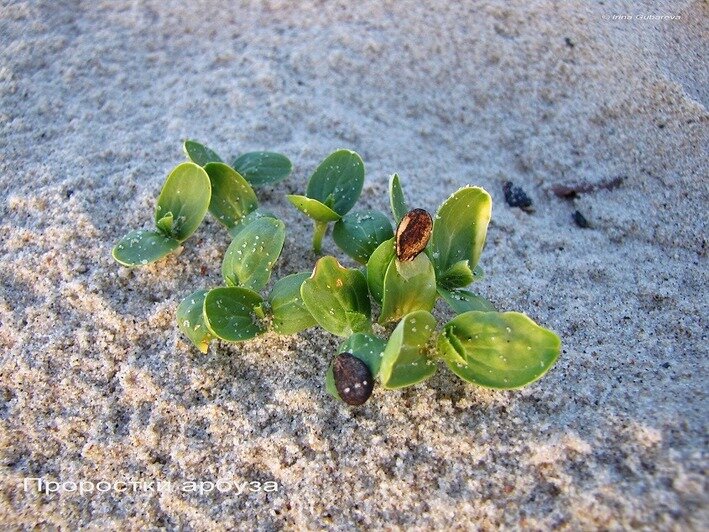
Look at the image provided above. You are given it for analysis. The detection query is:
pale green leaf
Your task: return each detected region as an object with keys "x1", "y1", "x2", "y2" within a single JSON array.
[
  {"x1": 379, "y1": 311, "x2": 438, "y2": 389},
  {"x1": 430, "y1": 187, "x2": 491, "y2": 288},
  {"x1": 154, "y1": 162, "x2": 211, "y2": 241},
  {"x1": 301, "y1": 256, "x2": 371, "y2": 337},
  {"x1": 221, "y1": 217, "x2": 285, "y2": 292},
  {"x1": 439, "y1": 311, "x2": 561, "y2": 389},
  {"x1": 177, "y1": 289, "x2": 214, "y2": 353}
]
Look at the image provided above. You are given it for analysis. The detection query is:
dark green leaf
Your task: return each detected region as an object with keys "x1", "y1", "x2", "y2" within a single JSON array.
[
  {"x1": 305, "y1": 150, "x2": 364, "y2": 216},
  {"x1": 204, "y1": 162, "x2": 258, "y2": 228},
  {"x1": 112, "y1": 229, "x2": 180, "y2": 267},
  {"x1": 332, "y1": 209, "x2": 394, "y2": 264},
  {"x1": 389, "y1": 173, "x2": 408, "y2": 223},
  {"x1": 233, "y1": 151, "x2": 292, "y2": 187},
  {"x1": 203, "y1": 287, "x2": 265, "y2": 342},
  {"x1": 268, "y1": 272, "x2": 317, "y2": 335},
  {"x1": 183, "y1": 140, "x2": 223, "y2": 166}
]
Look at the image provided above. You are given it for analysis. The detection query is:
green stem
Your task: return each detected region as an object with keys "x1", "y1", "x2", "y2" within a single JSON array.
[{"x1": 312, "y1": 221, "x2": 328, "y2": 254}]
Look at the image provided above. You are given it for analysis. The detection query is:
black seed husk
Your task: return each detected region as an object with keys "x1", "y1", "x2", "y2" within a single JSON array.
[
  {"x1": 332, "y1": 353, "x2": 374, "y2": 406},
  {"x1": 502, "y1": 181, "x2": 533, "y2": 211},
  {"x1": 396, "y1": 208, "x2": 433, "y2": 261},
  {"x1": 572, "y1": 210, "x2": 590, "y2": 228}
]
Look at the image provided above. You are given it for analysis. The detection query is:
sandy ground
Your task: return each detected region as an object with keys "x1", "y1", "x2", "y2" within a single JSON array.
[{"x1": 1, "y1": 0, "x2": 707, "y2": 529}]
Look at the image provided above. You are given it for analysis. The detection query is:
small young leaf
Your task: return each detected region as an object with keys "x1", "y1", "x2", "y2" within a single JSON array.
[
  {"x1": 332, "y1": 209, "x2": 394, "y2": 264},
  {"x1": 301, "y1": 256, "x2": 371, "y2": 337},
  {"x1": 339, "y1": 333, "x2": 386, "y2": 377},
  {"x1": 268, "y1": 272, "x2": 317, "y2": 335},
  {"x1": 177, "y1": 289, "x2": 214, "y2": 353},
  {"x1": 379, "y1": 311, "x2": 438, "y2": 389},
  {"x1": 155, "y1": 162, "x2": 212, "y2": 241},
  {"x1": 438, "y1": 287, "x2": 496, "y2": 313},
  {"x1": 430, "y1": 187, "x2": 491, "y2": 288},
  {"x1": 439, "y1": 311, "x2": 561, "y2": 389},
  {"x1": 389, "y1": 173, "x2": 408, "y2": 223},
  {"x1": 305, "y1": 149, "x2": 364, "y2": 216},
  {"x1": 366, "y1": 238, "x2": 396, "y2": 304},
  {"x1": 203, "y1": 287, "x2": 265, "y2": 342},
  {"x1": 286, "y1": 195, "x2": 341, "y2": 223},
  {"x1": 379, "y1": 253, "x2": 437, "y2": 324},
  {"x1": 204, "y1": 162, "x2": 258, "y2": 228},
  {"x1": 232, "y1": 151, "x2": 292, "y2": 187},
  {"x1": 112, "y1": 229, "x2": 180, "y2": 267},
  {"x1": 183, "y1": 140, "x2": 223, "y2": 166},
  {"x1": 221, "y1": 217, "x2": 285, "y2": 292},
  {"x1": 438, "y1": 259, "x2": 474, "y2": 289},
  {"x1": 155, "y1": 212, "x2": 174, "y2": 235}
]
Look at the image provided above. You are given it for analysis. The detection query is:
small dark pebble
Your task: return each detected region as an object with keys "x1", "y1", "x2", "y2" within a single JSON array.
[
  {"x1": 66, "y1": 189, "x2": 74, "y2": 198},
  {"x1": 661, "y1": 362, "x2": 670, "y2": 369},
  {"x1": 572, "y1": 210, "x2": 590, "y2": 228},
  {"x1": 332, "y1": 353, "x2": 374, "y2": 406},
  {"x1": 565, "y1": 37, "x2": 575, "y2": 48},
  {"x1": 396, "y1": 208, "x2": 433, "y2": 261},
  {"x1": 502, "y1": 181, "x2": 534, "y2": 212}
]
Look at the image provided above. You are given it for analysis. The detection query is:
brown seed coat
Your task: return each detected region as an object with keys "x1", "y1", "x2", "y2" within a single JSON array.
[{"x1": 396, "y1": 208, "x2": 433, "y2": 261}]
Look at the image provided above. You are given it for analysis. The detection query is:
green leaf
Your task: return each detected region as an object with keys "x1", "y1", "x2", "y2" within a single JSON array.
[
  {"x1": 438, "y1": 287, "x2": 496, "y2": 313},
  {"x1": 155, "y1": 212, "x2": 174, "y2": 234},
  {"x1": 430, "y1": 187, "x2": 492, "y2": 288},
  {"x1": 232, "y1": 151, "x2": 292, "y2": 187},
  {"x1": 439, "y1": 311, "x2": 561, "y2": 389},
  {"x1": 326, "y1": 333, "x2": 386, "y2": 401},
  {"x1": 183, "y1": 140, "x2": 222, "y2": 166},
  {"x1": 332, "y1": 209, "x2": 394, "y2": 264},
  {"x1": 389, "y1": 173, "x2": 408, "y2": 223},
  {"x1": 154, "y1": 162, "x2": 212, "y2": 241},
  {"x1": 305, "y1": 149, "x2": 364, "y2": 216},
  {"x1": 221, "y1": 217, "x2": 285, "y2": 292},
  {"x1": 286, "y1": 195, "x2": 341, "y2": 223},
  {"x1": 301, "y1": 256, "x2": 371, "y2": 337},
  {"x1": 268, "y1": 272, "x2": 317, "y2": 335},
  {"x1": 227, "y1": 208, "x2": 277, "y2": 239},
  {"x1": 366, "y1": 238, "x2": 396, "y2": 304},
  {"x1": 112, "y1": 229, "x2": 180, "y2": 267},
  {"x1": 438, "y1": 259, "x2": 474, "y2": 289},
  {"x1": 203, "y1": 287, "x2": 265, "y2": 342},
  {"x1": 203, "y1": 162, "x2": 258, "y2": 228},
  {"x1": 338, "y1": 333, "x2": 387, "y2": 377},
  {"x1": 177, "y1": 289, "x2": 214, "y2": 353},
  {"x1": 379, "y1": 311, "x2": 438, "y2": 389},
  {"x1": 379, "y1": 253, "x2": 437, "y2": 324}
]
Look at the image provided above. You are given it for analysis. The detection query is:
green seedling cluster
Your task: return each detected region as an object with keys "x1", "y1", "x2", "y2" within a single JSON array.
[{"x1": 113, "y1": 143, "x2": 561, "y2": 406}]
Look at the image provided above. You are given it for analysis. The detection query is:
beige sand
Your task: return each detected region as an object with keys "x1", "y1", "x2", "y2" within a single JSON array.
[{"x1": 0, "y1": 0, "x2": 707, "y2": 529}]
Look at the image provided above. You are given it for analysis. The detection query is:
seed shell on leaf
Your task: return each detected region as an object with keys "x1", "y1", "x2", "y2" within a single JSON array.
[{"x1": 395, "y1": 208, "x2": 433, "y2": 261}]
